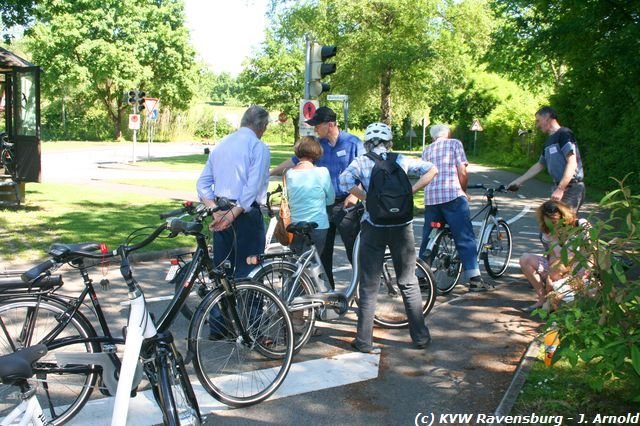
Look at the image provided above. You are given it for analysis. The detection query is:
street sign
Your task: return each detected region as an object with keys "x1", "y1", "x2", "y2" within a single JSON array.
[
  {"x1": 143, "y1": 98, "x2": 159, "y2": 115},
  {"x1": 301, "y1": 100, "x2": 318, "y2": 120},
  {"x1": 327, "y1": 94, "x2": 348, "y2": 101},
  {"x1": 128, "y1": 114, "x2": 141, "y2": 130},
  {"x1": 278, "y1": 112, "x2": 287, "y2": 123},
  {"x1": 299, "y1": 99, "x2": 319, "y2": 137},
  {"x1": 148, "y1": 109, "x2": 159, "y2": 121},
  {"x1": 470, "y1": 118, "x2": 483, "y2": 132}
]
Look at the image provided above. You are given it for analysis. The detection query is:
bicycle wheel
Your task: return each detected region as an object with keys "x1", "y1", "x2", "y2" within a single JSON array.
[
  {"x1": 483, "y1": 219, "x2": 513, "y2": 278},
  {"x1": 189, "y1": 281, "x2": 294, "y2": 407},
  {"x1": 427, "y1": 229, "x2": 462, "y2": 294},
  {"x1": 0, "y1": 297, "x2": 99, "y2": 425},
  {"x1": 155, "y1": 346, "x2": 202, "y2": 426},
  {"x1": 373, "y1": 255, "x2": 437, "y2": 328},
  {"x1": 250, "y1": 261, "x2": 316, "y2": 354}
]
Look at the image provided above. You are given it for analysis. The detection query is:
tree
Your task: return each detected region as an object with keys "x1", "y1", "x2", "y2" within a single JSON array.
[
  {"x1": 485, "y1": 1, "x2": 565, "y2": 93},
  {"x1": 237, "y1": 31, "x2": 306, "y2": 140},
  {"x1": 25, "y1": 0, "x2": 197, "y2": 140},
  {"x1": 1, "y1": 0, "x2": 36, "y2": 40},
  {"x1": 490, "y1": 0, "x2": 640, "y2": 191},
  {"x1": 246, "y1": 0, "x2": 495, "y2": 130},
  {"x1": 209, "y1": 72, "x2": 242, "y2": 104}
]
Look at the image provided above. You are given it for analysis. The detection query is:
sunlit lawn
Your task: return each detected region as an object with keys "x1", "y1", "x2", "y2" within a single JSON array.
[{"x1": 1, "y1": 183, "x2": 195, "y2": 264}]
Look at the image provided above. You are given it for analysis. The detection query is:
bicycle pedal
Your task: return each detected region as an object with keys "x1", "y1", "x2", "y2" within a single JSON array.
[{"x1": 319, "y1": 308, "x2": 340, "y2": 321}]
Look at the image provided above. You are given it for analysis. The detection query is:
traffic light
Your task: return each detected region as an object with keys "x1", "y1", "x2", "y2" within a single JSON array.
[
  {"x1": 126, "y1": 89, "x2": 145, "y2": 112},
  {"x1": 137, "y1": 90, "x2": 145, "y2": 113},
  {"x1": 308, "y1": 43, "x2": 337, "y2": 98}
]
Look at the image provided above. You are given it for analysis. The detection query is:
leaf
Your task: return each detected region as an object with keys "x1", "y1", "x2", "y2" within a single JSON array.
[
  {"x1": 599, "y1": 189, "x2": 621, "y2": 205},
  {"x1": 631, "y1": 345, "x2": 640, "y2": 377}
]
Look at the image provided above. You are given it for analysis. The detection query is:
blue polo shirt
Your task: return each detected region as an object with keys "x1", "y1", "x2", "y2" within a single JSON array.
[{"x1": 292, "y1": 131, "x2": 364, "y2": 199}]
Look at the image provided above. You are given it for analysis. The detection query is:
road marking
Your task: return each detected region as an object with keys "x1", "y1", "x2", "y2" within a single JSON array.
[
  {"x1": 67, "y1": 351, "x2": 380, "y2": 425},
  {"x1": 505, "y1": 204, "x2": 530, "y2": 225}
]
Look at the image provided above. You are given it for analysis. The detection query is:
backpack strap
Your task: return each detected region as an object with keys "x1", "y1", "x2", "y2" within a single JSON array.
[
  {"x1": 365, "y1": 151, "x2": 398, "y2": 171},
  {"x1": 365, "y1": 151, "x2": 398, "y2": 162},
  {"x1": 365, "y1": 151, "x2": 382, "y2": 163}
]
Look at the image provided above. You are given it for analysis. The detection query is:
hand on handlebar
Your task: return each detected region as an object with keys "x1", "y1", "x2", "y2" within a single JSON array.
[{"x1": 506, "y1": 181, "x2": 520, "y2": 192}]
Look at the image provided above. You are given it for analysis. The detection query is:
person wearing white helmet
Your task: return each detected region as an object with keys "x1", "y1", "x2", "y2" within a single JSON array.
[{"x1": 339, "y1": 122, "x2": 438, "y2": 353}]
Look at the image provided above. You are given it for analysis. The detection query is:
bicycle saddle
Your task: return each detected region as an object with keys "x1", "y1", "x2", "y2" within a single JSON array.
[
  {"x1": 0, "y1": 344, "x2": 47, "y2": 383},
  {"x1": 286, "y1": 221, "x2": 318, "y2": 235}
]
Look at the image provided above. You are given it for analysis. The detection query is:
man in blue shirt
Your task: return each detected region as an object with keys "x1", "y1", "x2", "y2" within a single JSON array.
[
  {"x1": 508, "y1": 106, "x2": 585, "y2": 212},
  {"x1": 197, "y1": 105, "x2": 271, "y2": 278},
  {"x1": 271, "y1": 107, "x2": 364, "y2": 289}
]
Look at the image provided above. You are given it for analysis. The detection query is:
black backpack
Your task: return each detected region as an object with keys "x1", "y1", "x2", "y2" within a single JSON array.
[{"x1": 365, "y1": 152, "x2": 414, "y2": 225}]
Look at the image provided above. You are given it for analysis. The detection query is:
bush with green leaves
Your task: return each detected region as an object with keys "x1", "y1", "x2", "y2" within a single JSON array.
[{"x1": 540, "y1": 174, "x2": 640, "y2": 401}]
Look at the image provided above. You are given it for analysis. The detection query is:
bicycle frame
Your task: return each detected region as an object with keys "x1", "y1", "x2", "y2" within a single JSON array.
[
  {"x1": 1, "y1": 397, "x2": 48, "y2": 426},
  {"x1": 0, "y1": 345, "x2": 49, "y2": 426},
  {"x1": 425, "y1": 185, "x2": 504, "y2": 260},
  {"x1": 8, "y1": 214, "x2": 205, "y2": 425},
  {"x1": 249, "y1": 232, "x2": 361, "y2": 318}
]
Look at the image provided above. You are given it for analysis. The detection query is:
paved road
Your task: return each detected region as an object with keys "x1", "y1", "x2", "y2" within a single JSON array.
[{"x1": 10, "y1": 143, "x2": 600, "y2": 425}]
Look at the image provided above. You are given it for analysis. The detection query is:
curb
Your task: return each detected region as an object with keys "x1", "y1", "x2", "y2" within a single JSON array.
[{"x1": 493, "y1": 335, "x2": 543, "y2": 423}]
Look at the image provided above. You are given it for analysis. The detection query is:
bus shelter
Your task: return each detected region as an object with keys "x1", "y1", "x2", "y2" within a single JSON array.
[{"x1": 0, "y1": 47, "x2": 41, "y2": 205}]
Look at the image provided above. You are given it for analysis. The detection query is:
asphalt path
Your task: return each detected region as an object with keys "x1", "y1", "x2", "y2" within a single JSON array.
[{"x1": 13, "y1": 142, "x2": 600, "y2": 425}]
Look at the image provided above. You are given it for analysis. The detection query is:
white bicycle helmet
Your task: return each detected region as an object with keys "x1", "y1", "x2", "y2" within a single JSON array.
[{"x1": 364, "y1": 122, "x2": 392, "y2": 143}]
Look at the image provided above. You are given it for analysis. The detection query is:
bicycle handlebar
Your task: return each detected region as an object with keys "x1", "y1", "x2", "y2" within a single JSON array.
[
  {"x1": 21, "y1": 259, "x2": 57, "y2": 282},
  {"x1": 468, "y1": 183, "x2": 508, "y2": 193},
  {"x1": 21, "y1": 199, "x2": 235, "y2": 283}
]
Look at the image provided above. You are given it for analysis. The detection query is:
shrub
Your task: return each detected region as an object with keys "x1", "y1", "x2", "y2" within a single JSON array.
[{"x1": 539, "y1": 174, "x2": 640, "y2": 400}]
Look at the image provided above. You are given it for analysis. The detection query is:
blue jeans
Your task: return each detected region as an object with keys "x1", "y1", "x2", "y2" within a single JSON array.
[
  {"x1": 210, "y1": 205, "x2": 265, "y2": 337},
  {"x1": 419, "y1": 196, "x2": 480, "y2": 281}
]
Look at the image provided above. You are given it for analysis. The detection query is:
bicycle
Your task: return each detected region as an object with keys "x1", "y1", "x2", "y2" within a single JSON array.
[
  {"x1": 0, "y1": 201, "x2": 294, "y2": 424},
  {"x1": 1, "y1": 132, "x2": 17, "y2": 180},
  {"x1": 423, "y1": 183, "x2": 513, "y2": 294},
  {"x1": 0, "y1": 344, "x2": 49, "y2": 426},
  {"x1": 160, "y1": 200, "x2": 294, "y2": 407},
  {"x1": 164, "y1": 184, "x2": 289, "y2": 321},
  {"x1": 247, "y1": 203, "x2": 437, "y2": 354},
  {"x1": 0, "y1": 232, "x2": 202, "y2": 425}
]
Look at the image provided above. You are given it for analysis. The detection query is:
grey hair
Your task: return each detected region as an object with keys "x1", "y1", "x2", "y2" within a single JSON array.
[
  {"x1": 240, "y1": 105, "x2": 270, "y2": 131},
  {"x1": 430, "y1": 124, "x2": 450, "y2": 140}
]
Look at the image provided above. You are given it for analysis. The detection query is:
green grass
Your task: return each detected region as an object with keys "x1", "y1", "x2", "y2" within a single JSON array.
[
  {"x1": 512, "y1": 350, "x2": 637, "y2": 416},
  {"x1": 0, "y1": 142, "x2": 303, "y2": 265},
  {"x1": 1, "y1": 183, "x2": 195, "y2": 264}
]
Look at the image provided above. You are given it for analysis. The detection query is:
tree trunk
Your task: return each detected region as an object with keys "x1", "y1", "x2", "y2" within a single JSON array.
[
  {"x1": 114, "y1": 108, "x2": 123, "y2": 141},
  {"x1": 380, "y1": 65, "x2": 392, "y2": 125}
]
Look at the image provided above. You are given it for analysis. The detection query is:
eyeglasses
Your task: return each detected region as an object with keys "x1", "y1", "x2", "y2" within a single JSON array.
[{"x1": 542, "y1": 203, "x2": 560, "y2": 215}]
